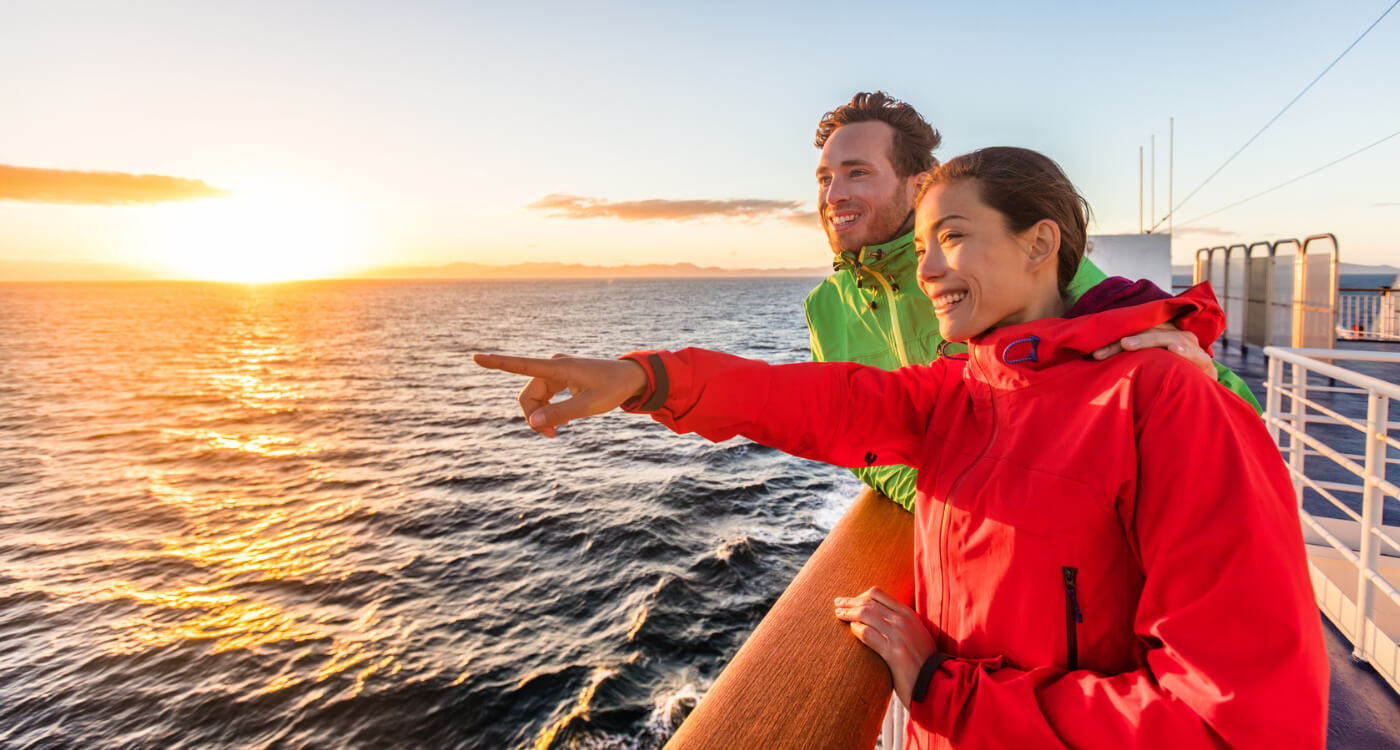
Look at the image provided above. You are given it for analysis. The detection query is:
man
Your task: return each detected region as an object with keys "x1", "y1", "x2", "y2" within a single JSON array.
[{"x1": 805, "y1": 92, "x2": 1260, "y2": 511}]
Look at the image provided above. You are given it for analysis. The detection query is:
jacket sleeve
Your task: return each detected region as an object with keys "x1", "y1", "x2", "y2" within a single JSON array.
[
  {"x1": 907, "y1": 356, "x2": 1328, "y2": 749},
  {"x1": 623, "y1": 348, "x2": 948, "y2": 472},
  {"x1": 848, "y1": 465, "x2": 918, "y2": 512},
  {"x1": 805, "y1": 289, "x2": 920, "y2": 511},
  {"x1": 1214, "y1": 361, "x2": 1263, "y2": 414}
]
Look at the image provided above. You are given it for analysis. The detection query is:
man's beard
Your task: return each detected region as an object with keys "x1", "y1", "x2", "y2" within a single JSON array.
[{"x1": 824, "y1": 189, "x2": 914, "y2": 254}]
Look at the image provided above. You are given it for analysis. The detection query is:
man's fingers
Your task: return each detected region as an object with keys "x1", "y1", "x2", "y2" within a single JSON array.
[
  {"x1": 1116, "y1": 329, "x2": 1217, "y2": 379},
  {"x1": 1092, "y1": 342, "x2": 1123, "y2": 360},
  {"x1": 1119, "y1": 331, "x2": 1182, "y2": 352},
  {"x1": 474, "y1": 352, "x2": 566, "y2": 379}
]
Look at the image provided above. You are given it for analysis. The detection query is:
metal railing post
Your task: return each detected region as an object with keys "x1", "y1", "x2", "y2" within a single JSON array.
[
  {"x1": 1290, "y1": 362, "x2": 1307, "y2": 506},
  {"x1": 1354, "y1": 392, "x2": 1389, "y2": 662},
  {"x1": 1266, "y1": 354, "x2": 1283, "y2": 444}
]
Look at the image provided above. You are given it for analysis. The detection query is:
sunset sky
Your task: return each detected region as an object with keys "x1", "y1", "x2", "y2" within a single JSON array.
[{"x1": 3, "y1": 0, "x2": 1398, "y2": 281}]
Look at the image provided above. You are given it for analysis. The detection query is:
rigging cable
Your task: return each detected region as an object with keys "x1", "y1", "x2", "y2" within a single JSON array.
[
  {"x1": 1176, "y1": 128, "x2": 1400, "y2": 227},
  {"x1": 1152, "y1": 0, "x2": 1400, "y2": 232}
]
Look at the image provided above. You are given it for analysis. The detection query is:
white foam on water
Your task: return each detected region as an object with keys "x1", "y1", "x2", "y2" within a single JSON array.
[
  {"x1": 645, "y1": 681, "x2": 703, "y2": 737},
  {"x1": 810, "y1": 473, "x2": 865, "y2": 533}
]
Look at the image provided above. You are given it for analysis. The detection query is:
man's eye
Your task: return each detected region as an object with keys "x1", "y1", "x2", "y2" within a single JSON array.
[
  {"x1": 818, "y1": 175, "x2": 832, "y2": 186},
  {"x1": 850, "y1": 169, "x2": 868, "y2": 177}
]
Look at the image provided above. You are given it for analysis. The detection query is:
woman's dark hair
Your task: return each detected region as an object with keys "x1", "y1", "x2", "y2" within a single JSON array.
[
  {"x1": 815, "y1": 91, "x2": 942, "y2": 178},
  {"x1": 917, "y1": 147, "x2": 1090, "y2": 297}
]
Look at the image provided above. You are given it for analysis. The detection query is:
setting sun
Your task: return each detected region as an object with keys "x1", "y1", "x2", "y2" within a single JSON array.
[{"x1": 149, "y1": 192, "x2": 370, "y2": 282}]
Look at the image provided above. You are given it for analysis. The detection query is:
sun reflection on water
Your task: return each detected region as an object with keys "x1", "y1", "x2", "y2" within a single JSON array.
[
  {"x1": 94, "y1": 458, "x2": 402, "y2": 694},
  {"x1": 86, "y1": 305, "x2": 405, "y2": 697}
]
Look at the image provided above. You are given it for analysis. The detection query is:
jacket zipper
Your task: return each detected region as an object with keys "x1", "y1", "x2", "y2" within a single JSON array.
[
  {"x1": 869, "y1": 269, "x2": 910, "y2": 367},
  {"x1": 1063, "y1": 566, "x2": 1083, "y2": 670},
  {"x1": 936, "y1": 345, "x2": 998, "y2": 653}
]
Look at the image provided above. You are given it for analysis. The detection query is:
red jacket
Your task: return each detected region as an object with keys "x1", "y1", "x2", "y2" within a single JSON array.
[{"x1": 624, "y1": 285, "x2": 1326, "y2": 749}]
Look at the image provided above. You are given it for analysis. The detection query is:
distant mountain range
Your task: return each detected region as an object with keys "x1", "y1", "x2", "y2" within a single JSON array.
[
  {"x1": 350, "y1": 260, "x2": 831, "y2": 279},
  {"x1": 0, "y1": 259, "x2": 156, "y2": 282},
  {"x1": 0, "y1": 258, "x2": 832, "y2": 282},
  {"x1": 5, "y1": 257, "x2": 1394, "y2": 283}
]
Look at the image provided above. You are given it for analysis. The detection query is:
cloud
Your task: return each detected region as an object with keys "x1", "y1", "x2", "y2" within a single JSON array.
[
  {"x1": 1374, "y1": 202, "x2": 1400, "y2": 207},
  {"x1": 782, "y1": 210, "x2": 820, "y2": 226},
  {"x1": 1172, "y1": 226, "x2": 1236, "y2": 238},
  {"x1": 0, "y1": 165, "x2": 230, "y2": 205},
  {"x1": 527, "y1": 193, "x2": 809, "y2": 223}
]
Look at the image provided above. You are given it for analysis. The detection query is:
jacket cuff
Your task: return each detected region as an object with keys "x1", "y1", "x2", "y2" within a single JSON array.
[
  {"x1": 912, "y1": 653, "x2": 951, "y2": 703},
  {"x1": 619, "y1": 351, "x2": 670, "y2": 412},
  {"x1": 907, "y1": 654, "x2": 1004, "y2": 737}
]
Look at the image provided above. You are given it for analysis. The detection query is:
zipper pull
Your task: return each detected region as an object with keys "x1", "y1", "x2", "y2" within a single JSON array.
[
  {"x1": 869, "y1": 300, "x2": 879, "y2": 310},
  {"x1": 891, "y1": 283, "x2": 900, "y2": 293},
  {"x1": 1063, "y1": 567, "x2": 1083, "y2": 623}
]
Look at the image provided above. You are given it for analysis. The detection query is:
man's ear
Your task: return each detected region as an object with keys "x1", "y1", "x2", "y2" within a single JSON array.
[
  {"x1": 904, "y1": 171, "x2": 928, "y2": 204},
  {"x1": 1026, "y1": 219, "x2": 1061, "y2": 271}
]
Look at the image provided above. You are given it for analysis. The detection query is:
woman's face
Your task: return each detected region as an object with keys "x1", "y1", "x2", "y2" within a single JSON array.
[{"x1": 913, "y1": 179, "x2": 1051, "y2": 342}]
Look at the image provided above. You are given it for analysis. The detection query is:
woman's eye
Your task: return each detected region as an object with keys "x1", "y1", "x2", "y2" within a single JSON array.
[
  {"x1": 939, "y1": 232, "x2": 961, "y2": 245},
  {"x1": 913, "y1": 247, "x2": 926, "y2": 258}
]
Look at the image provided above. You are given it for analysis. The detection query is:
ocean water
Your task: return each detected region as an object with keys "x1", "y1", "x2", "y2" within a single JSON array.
[
  {"x1": 0, "y1": 279, "x2": 861, "y2": 749},
  {"x1": 4, "y1": 276, "x2": 1398, "y2": 750}
]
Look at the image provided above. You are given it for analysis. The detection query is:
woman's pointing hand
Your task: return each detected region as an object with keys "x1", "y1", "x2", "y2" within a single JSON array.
[{"x1": 473, "y1": 353, "x2": 648, "y2": 438}]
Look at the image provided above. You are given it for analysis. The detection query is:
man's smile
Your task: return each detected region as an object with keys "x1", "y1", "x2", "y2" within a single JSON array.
[{"x1": 830, "y1": 211, "x2": 862, "y2": 232}]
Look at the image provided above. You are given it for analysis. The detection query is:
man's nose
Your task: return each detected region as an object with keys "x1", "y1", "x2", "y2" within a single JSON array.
[{"x1": 823, "y1": 177, "x2": 849, "y2": 204}]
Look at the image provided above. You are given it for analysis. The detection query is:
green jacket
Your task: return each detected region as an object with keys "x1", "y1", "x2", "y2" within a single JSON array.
[{"x1": 804, "y1": 230, "x2": 1262, "y2": 512}]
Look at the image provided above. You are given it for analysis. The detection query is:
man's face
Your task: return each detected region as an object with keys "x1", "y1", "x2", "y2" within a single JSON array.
[{"x1": 816, "y1": 121, "x2": 919, "y2": 253}]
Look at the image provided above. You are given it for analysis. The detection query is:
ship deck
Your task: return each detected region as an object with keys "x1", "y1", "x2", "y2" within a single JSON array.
[{"x1": 1215, "y1": 341, "x2": 1400, "y2": 748}]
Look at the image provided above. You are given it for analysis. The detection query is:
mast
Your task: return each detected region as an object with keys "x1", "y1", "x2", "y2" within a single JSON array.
[{"x1": 1169, "y1": 118, "x2": 1174, "y2": 237}]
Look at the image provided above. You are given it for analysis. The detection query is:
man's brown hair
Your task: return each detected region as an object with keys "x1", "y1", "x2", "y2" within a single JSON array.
[
  {"x1": 814, "y1": 92, "x2": 942, "y2": 178},
  {"x1": 918, "y1": 147, "x2": 1090, "y2": 297}
]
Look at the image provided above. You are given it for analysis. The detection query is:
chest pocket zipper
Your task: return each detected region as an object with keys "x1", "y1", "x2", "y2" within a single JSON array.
[{"x1": 1063, "y1": 566, "x2": 1083, "y2": 670}]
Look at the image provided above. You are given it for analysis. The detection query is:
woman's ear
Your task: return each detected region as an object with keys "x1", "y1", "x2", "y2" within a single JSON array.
[{"x1": 1025, "y1": 219, "x2": 1060, "y2": 271}]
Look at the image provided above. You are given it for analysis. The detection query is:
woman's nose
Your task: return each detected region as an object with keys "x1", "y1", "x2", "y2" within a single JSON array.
[{"x1": 918, "y1": 249, "x2": 947, "y2": 281}]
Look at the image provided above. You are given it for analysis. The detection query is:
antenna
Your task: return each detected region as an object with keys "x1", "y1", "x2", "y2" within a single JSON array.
[
  {"x1": 1138, "y1": 146, "x2": 1144, "y2": 233},
  {"x1": 1169, "y1": 118, "x2": 1174, "y2": 237},
  {"x1": 1150, "y1": 134, "x2": 1156, "y2": 232}
]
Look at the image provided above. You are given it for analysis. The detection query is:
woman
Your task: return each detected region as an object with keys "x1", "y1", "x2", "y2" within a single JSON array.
[{"x1": 475, "y1": 148, "x2": 1327, "y2": 748}]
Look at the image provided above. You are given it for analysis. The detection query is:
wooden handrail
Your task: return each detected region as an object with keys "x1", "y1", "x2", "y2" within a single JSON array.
[{"x1": 664, "y1": 488, "x2": 917, "y2": 749}]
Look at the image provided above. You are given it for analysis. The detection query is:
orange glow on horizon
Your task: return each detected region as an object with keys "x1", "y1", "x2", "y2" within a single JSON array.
[{"x1": 148, "y1": 190, "x2": 371, "y2": 283}]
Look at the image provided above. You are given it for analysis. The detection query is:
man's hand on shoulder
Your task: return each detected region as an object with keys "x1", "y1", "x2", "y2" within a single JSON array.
[{"x1": 1091, "y1": 322, "x2": 1218, "y2": 381}]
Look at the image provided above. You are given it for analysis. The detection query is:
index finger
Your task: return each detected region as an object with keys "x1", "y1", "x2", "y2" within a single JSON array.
[{"x1": 474, "y1": 353, "x2": 565, "y2": 378}]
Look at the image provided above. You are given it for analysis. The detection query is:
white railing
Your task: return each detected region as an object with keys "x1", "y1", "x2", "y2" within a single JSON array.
[
  {"x1": 1265, "y1": 346, "x2": 1400, "y2": 692},
  {"x1": 879, "y1": 697, "x2": 906, "y2": 750},
  {"x1": 1338, "y1": 291, "x2": 1400, "y2": 342}
]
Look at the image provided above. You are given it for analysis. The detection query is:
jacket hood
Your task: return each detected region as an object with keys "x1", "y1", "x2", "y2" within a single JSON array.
[
  {"x1": 832, "y1": 228, "x2": 917, "y2": 278},
  {"x1": 960, "y1": 283, "x2": 1225, "y2": 386}
]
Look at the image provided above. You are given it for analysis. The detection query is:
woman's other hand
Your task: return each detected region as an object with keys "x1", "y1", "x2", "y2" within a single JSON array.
[
  {"x1": 835, "y1": 586, "x2": 936, "y2": 708},
  {"x1": 473, "y1": 353, "x2": 647, "y2": 438}
]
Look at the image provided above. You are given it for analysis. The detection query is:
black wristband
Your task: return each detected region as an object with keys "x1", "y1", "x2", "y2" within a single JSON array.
[
  {"x1": 911, "y1": 653, "x2": 949, "y2": 703},
  {"x1": 638, "y1": 353, "x2": 669, "y2": 411}
]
